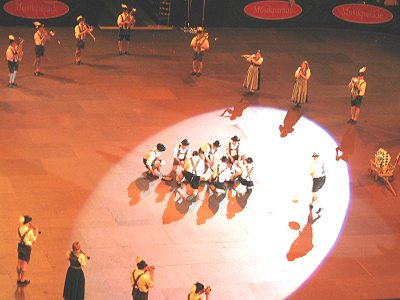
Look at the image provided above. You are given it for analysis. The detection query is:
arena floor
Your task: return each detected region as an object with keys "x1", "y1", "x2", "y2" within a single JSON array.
[{"x1": 0, "y1": 26, "x2": 399, "y2": 300}]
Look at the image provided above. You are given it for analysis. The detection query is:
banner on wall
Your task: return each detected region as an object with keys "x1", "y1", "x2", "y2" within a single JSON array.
[
  {"x1": 244, "y1": 0, "x2": 302, "y2": 21},
  {"x1": 3, "y1": 0, "x2": 69, "y2": 19},
  {"x1": 332, "y1": 3, "x2": 393, "y2": 24}
]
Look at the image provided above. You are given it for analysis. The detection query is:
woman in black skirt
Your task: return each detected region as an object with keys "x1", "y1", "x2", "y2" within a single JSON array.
[{"x1": 63, "y1": 241, "x2": 87, "y2": 300}]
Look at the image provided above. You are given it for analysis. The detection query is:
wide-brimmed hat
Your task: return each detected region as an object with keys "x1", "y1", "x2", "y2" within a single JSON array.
[
  {"x1": 246, "y1": 157, "x2": 253, "y2": 163},
  {"x1": 181, "y1": 139, "x2": 190, "y2": 146},
  {"x1": 156, "y1": 143, "x2": 166, "y2": 152},
  {"x1": 312, "y1": 153, "x2": 319, "y2": 158},
  {"x1": 121, "y1": 3, "x2": 128, "y2": 10},
  {"x1": 213, "y1": 140, "x2": 221, "y2": 147},
  {"x1": 231, "y1": 135, "x2": 240, "y2": 142},
  {"x1": 19, "y1": 215, "x2": 32, "y2": 225},
  {"x1": 76, "y1": 15, "x2": 84, "y2": 22},
  {"x1": 192, "y1": 282, "x2": 205, "y2": 294},
  {"x1": 8, "y1": 35, "x2": 15, "y2": 41},
  {"x1": 136, "y1": 256, "x2": 148, "y2": 269},
  {"x1": 33, "y1": 21, "x2": 42, "y2": 28},
  {"x1": 358, "y1": 66, "x2": 366, "y2": 76}
]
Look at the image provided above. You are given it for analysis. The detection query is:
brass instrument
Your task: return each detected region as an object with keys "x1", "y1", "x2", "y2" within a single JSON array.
[
  {"x1": 28, "y1": 222, "x2": 41, "y2": 235},
  {"x1": 43, "y1": 27, "x2": 61, "y2": 45},
  {"x1": 80, "y1": 249, "x2": 91, "y2": 260},
  {"x1": 16, "y1": 37, "x2": 24, "y2": 62},
  {"x1": 241, "y1": 54, "x2": 254, "y2": 59},
  {"x1": 83, "y1": 22, "x2": 96, "y2": 42},
  {"x1": 128, "y1": 7, "x2": 137, "y2": 29}
]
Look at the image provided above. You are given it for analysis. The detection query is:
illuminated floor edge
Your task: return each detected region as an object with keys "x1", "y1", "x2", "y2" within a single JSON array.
[{"x1": 74, "y1": 107, "x2": 350, "y2": 299}]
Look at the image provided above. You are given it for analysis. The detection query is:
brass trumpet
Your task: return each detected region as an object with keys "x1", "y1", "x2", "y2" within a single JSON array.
[{"x1": 83, "y1": 22, "x2": 96, "y2": 42}]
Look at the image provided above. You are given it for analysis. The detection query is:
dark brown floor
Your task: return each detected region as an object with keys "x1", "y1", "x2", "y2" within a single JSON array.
[{"x1": 0, "y1": 26, "x2": 399, "y2": 299}]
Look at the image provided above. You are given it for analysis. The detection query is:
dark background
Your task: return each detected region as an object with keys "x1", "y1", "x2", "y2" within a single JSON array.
[{"x1": 0, "y1": 0, "x2": 399, "y2": 34}]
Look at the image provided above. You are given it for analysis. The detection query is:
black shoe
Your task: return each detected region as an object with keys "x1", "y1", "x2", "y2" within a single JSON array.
[
  {"x1": 351, "y1": 120, "x2": 357, "y2": 125},
  {"x1": 191, "y1": 71, "x2": 196, "y2": 76},
  {"x1": 19, "y1": 280, "x2": 30, "y2": 286},
  {"x1": 38, "y1": 72, "x2": 44, "y2": 76},
  {"x1": 75, "y1": 61, "x2": 81, "y2": 65},
  {"x1": 12, "y1": 82, "x2": 17, "y2": 86},
  {"x1": 347, "y1": 118, "x2": 353, "y2": 123},
  {"x1": 8, "y1": 83, "x2": 12, "y2": 88},
  {"x1": 316, "y1": 208, "x2": 323, "y2": 214},
  {"x1": 17, "y1": 280, "x2": 21, "y2": 284},
  {"x1": 196, "y1": 72, "x2": 201, "y2": 77},
  {"x1": 124, "y1": 51, "x2": 128, "y2": 55},
  {"x1": 34, "y1": 72, "x2": 39, "y2": 76}
]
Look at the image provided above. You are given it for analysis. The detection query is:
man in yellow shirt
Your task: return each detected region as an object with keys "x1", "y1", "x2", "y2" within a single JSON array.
[
  {"x1": 190, "y1": 27, "x2": 209, "y2": 77},
  {"x1": 348, "y1": 67, "x2": 367, "y2": 124},
  {"x1": 130, "y1": 257, "x2": 154, "y2": 300},
  {"x1": 187, "y1": 282, "x2": 211, "y2": 300}
]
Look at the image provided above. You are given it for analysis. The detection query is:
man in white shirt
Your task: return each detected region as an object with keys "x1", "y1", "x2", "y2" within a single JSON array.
[
  {"x1": 163, "y1": 139, "x2": 192, "y2": 181},
  {"x1": 201, "y1": 140, "x2": 222, "y2": 171},
  {"x1": 226, "y1": 135, "x2": 240, "y2": 163},
  {"x1": 210, "y1": 156, "x2": 232, "y2": 196},
  {"x1": 74, "y1": 16, "x2": 94, "y2": 65},
  {"x1": 143, "y1": 143, "x2": 166, "y2": 177},
  {"x1": 347, "y1": 67, "x2": 367, "y2": 124},
  {"x1": 310, "y1": 153, "x2": 326, "y2": 214},
  {"x1": 234, "y1": 157, "x2": 254, "y2": 196},
  {"x1": 17, "y1": 216, "x2": 39, "y2": 286}
]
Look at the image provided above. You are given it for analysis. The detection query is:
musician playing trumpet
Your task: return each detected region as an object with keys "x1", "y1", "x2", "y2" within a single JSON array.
[
  {"x1": 6, "y1": 35, "x2": 22, "y2": 88},
  {"x1": 130, "y1": 257, "x2": 155, "y2": 300},
  {"x1": 17, "y1": 215, "x2": 39, "y2": 286},
  {"x1": 242, "y1": 50, "x2": 263, "y2": 94},
  {"x1": 33, "y1": 21, "x2": 51, "y2": 76},
  {"x1": 74, "y1": 16, "x2": 95, "y2": 65},
  {"x1": 190, "y1": 27, "x2": 210, "y2": 77},
  {"x1": 63, "y1": 241, "x2": 88, "y2": 300},
  {"x1": 187, "y1": 282, "x2": 211, "y2": 300},
  {"x1": 118, "y1": 4, "x2": 136, "y2": 55}
]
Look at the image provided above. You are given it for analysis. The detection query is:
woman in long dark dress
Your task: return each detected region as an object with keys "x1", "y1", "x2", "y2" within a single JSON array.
[
  {"x1": 63, "y1": 241, "x2": 87, "y2": 300},
  {"x1": 291, "y1": 60, "x2": 311, "y2": 107}
]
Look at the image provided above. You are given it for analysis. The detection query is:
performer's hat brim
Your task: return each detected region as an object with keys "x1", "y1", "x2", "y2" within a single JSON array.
[
  {"x1": 312, "y1": 153, "x2": 319, "y2": 157},
  {"x1": 196, "y1": 27, "x2": 204, "y2": 33},
  {"x1": 8, "y1": 35, "x2": 15, "y2": 41},
  {"x1": 181, "y1": 139, "x2": 190, "y2": 146},
  {"x1": 213, "y1": 140, "x2": 221, "y2": 147},
  {"x1": 358, "y1": 66, "x2": 366, "y2": 76},
  {"x1": 77, "y1": 16, "x2": 84, "y2": 22},
  {"x1": 33, "y1": 21, "x2": 42, "y2": 28},
  {"x1": 221, "y1": 156, "x2": 228, "y2": 162},
  {"x1": 193, "y1": 282, "x2": 205, "y2": 294},
  {"x1": 231, "y1": 135, "x2": 240, "y2": 142},
  {"x1": 22, "y1": 215, "x2": 32, "y2": 224},
  {"x1": 192, "y1": 150, "x2": 198, "y2": 156},
  {"x1": 156, "y1": 143, "x2": 166, "y2": 152},
  {"x1": 121, "y1": 4, "x2": 128, "y2": 10},
  {"x1": 136, "y1": 257, "x2": 148, "y2": 269}
]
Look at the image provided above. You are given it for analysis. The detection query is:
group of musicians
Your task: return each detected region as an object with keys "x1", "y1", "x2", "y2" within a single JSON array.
[{"x1": 144, "y1": 135, "x2": 254, "y2": 202}]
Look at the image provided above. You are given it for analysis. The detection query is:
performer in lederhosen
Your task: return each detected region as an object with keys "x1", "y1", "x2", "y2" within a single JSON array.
[
  {"x1": 291, "y1": 60, "x2": 311, "y2": 107},
  {"x1": 210, "y1": 156, "x2": 232, "y2": 196},
  {"x1": 309, "y1": 152, "x2": 326, "y2": 215},
  {"x1": 63, "y1": 241, "x2": 88, "y2": 300},
  {"x1": 190, "y1": 27, "x2": 210, "y2": 77},
  {"x1": 242, "y1": 50, "x2": 263, "y2": 94},
  {"x1": 234, "y1": 157, "x2": 254, "y2": 196},
  {"x1": 143, "y1": 143, "x2": 166, "y2": 177},
  {"x1": 347, "y1": 67, "x2": 367, "y2": 124},
  {"x1": 16, "y1": 216, "x2": 39, "y2": 286},
  {"x1": 177, "y1": 150, "x2": 207, "y2": 201},
  {"x1": 201, "y1": 140, "x2": 222, "y2": 171},
  {"x1": 187, "y1": 282, "x2": 212, "y2": 300},
  {"x1": 225, "y1": 136, "x2": 241, "y2": 164},
  {"x1": 6, "y1": 35, "x2": 22, "y2": 88},
  {"x1": 163, "y1": 139, "x2": 192, "y2": 181},
  {"x1": 117, "y1": 4, "x2": 136, "y2": 55},
  {"x1": 130, "y1": 257, "x2": 155, "y2": 300},
  {"x1": 74, "y1": 16, "x2": 95, "y2": 65},
  {"x1": 33, "y1": 22, "x2": 47, "y2": 76}
]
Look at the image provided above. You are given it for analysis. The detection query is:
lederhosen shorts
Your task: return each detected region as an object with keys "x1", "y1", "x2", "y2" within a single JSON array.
[
  {"x1": 238, "y1": 176, "x2": 253, "y2": 187},
  {"x1": 132, "y1": 288, "x2": 148, "y2": 300},
  {"x1": 7, "y1": 61, "x2": 18, "y2": 73},
  {"x1": 351, "y1": 95, "x2": 363, "y2": 108},
  {"x1": 182, "y1": 170, "x2": 201, "y2": 189},
  {"x1": 119, "y1": 28, "x2": 131, "y2": 41},
  {"x1": 17, "y1": 243, "x2": 32, "y2": 263},
  {"x1": 35, "y1": 45, "x2": 45, "y2": 57},
  {"x1": 193, "y1": 51, "x2": 205, "y2": 62},
  {"x1": 173, "y1": 158, "x2": 185, "y2": 166},
  {"x1": 312, "y1": 176, "x2": 326, "y2": 193},
  {"x1": 76, "y1": 39, "x2": 85, "y2": 49}
]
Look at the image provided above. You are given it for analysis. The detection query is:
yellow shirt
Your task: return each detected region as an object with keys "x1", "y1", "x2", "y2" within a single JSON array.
[
  {"x1": 130, "y1": 269, "x2": 154, "y2": 293},
  {"x1": 188, "y1": 292, "x2": 202, "y2": 300}
]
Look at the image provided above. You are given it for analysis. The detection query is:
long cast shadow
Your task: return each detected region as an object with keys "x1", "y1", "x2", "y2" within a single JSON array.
[
  {"x1": 226, "y1": 190, "x2": 252, "y2": 219},
  {"x1": 127, "y1": 174, "x2": 158, "y2": 206},
  {"x1": 286, "y1": 210, "x2": 321, "y2": 261},
  {"x1": 196, "y1": 189, "x2": 226, "y2": 225},
  {"x1": 220, "y1": 98, "x2": 249, "y2": 121},
  {"x1": 336, "y1": 125, "x2": 357, "y2": 162},
  {"x1": 14, "y1": 286, "x2": 25, "y2": 300},
  {"x1": 279, "y1": 106, "x2": 304, "y2": 138},
  {"x1": 162, "y1": 190, "x2": 191, "y2": 224}
]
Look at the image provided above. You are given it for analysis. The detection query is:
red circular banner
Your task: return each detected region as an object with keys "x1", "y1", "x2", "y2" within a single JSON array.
[
  {"x1": 244, "y1": 1, "x2": 302, "y2": 21},
  {"x1": 332, "y1": 4, "x2": 393, "y2": 24},
  {"x1": 4, "y1": 0, "x2": 70, "y2": 19}
]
